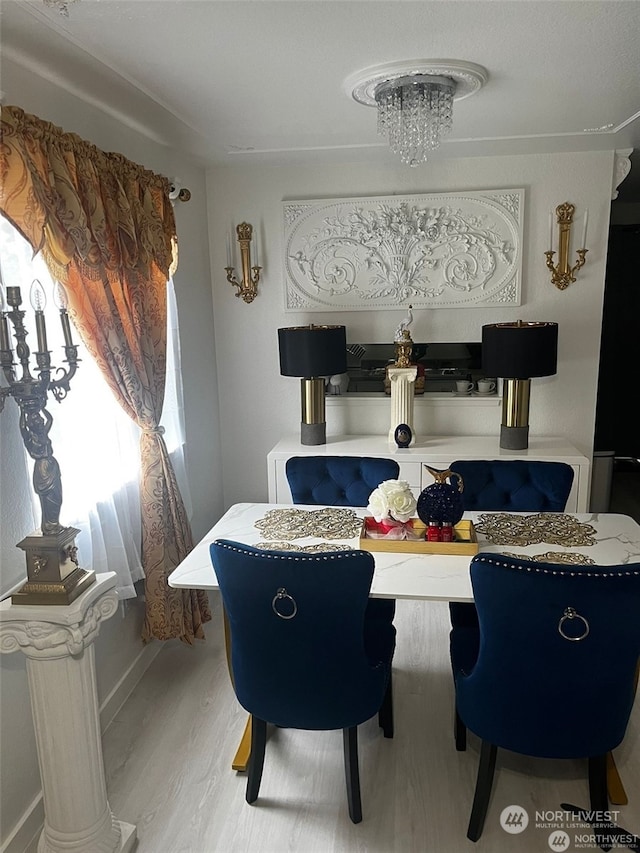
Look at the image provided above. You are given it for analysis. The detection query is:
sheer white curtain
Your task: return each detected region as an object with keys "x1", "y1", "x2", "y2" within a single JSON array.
[{"x1": 0, "y1": 219, "x2": 190, "y2": 599}]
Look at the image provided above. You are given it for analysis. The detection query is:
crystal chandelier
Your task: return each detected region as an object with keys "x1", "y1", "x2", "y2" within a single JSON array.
[{"x1": 345, "y1": 60, "x2": 488, "y2": 167}]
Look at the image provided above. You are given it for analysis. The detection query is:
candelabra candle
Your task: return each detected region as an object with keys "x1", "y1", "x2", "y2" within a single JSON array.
[
  {"x1": 0, "y1": 313, "x2": 9, "y2": 351},
  {"x1": 53, "y1": 281, "x2": 75, "y2": 347},
  {"x1": 0, "y1": 287, "x2": 10, "y2": 351},
  {"x1": 30, "y1": 279, "x2": 49, "y2": 352},
  {"x1": 6, "y1": 285, "x2": 21, "y2": 307},
  {"x1": 581, "y1": 210, "x2": 588, "y2": 249}
]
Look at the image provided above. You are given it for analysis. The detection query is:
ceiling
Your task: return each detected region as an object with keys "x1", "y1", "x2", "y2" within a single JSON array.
[{"x1": 2, "y1": 0, "x2": 639, "y2": 200}]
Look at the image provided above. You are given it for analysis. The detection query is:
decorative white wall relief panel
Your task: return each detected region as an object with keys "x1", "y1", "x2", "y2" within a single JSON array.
[{"x1": 283, "y1": 190, "x2": 523, "y2": 311}]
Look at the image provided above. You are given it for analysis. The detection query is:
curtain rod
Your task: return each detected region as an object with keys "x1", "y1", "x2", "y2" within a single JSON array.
[{"x1": 168, "y1": 179, "x2": 191, "y2": 203}]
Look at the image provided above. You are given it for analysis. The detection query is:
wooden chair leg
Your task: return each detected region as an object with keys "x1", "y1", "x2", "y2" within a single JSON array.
[
  {"x1": 589, "y1": 754, "x2": 609, "y2": 812},
  {"x1": 378, "y1": 673, "x2": 394, "y2": 738},
  {"x1": 246, "y1": 717, "x2": 267, "y2": 804},
  {"x1": 232, "y1": 715, "x2": 253, "y2": 772},
  {"x1": 467, "y1": 741, "x2": 497, "y2": 842},
  {"x1": 455, "y1": 708, "x2": 467, "y2": 752},
  {"x1": 606, "y1": 751, "x2": 628, "y2": 805},
  {"x1": 343, "y1": 726, "x2": 363, "y2": 824},
  {"x1": 589, "y1": 754, "x2": 612, "y2": 852}
]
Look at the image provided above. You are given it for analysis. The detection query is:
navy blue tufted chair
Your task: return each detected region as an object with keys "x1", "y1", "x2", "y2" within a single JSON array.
[
  {"x1": 285, "y1": 455, "x2": 400, "y2": 628},
  {"x1": 450, "y1": 552, "x2": 640, "y2": 843},
  {"x1": 449, "y1": 459, "x2": 574, "y2": 513},
  {"x1": 285, "y1": 455, "x2": 401, "y2": 507},
  {"x1": 209, "y1": 540, "x2": 395, "y2": 823},
  {"x1": 448, "y1": 459, "x2": 574, "y2": 630}
]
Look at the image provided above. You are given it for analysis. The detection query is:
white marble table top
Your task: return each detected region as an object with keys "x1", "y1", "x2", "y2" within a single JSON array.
[{"x1": 168, "y1": 505, "x2": 640, "y2": 603}]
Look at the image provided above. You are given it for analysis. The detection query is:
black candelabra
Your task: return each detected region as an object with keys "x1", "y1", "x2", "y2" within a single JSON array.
[{"x1": 0, "y1": 280, "x2": 95, "y2": 605}]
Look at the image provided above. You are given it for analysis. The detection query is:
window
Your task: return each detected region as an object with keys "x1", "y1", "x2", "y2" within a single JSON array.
[{"x1": 0, "y1": 219, "x2": 189, "y2": 599}]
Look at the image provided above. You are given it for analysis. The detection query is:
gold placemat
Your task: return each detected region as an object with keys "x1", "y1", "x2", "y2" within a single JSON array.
[
  {"x1": 501, "y1": 551, "x2": 596, "y2": 565},
  {"x1": 475, "y1": 512, "x2": 597, "y2": 547},
  {"x1": 255, "y1": 541, "x2": 353, "y2": 553},
  {"x1": 254, "y1": 507, "x2": 362, "y2": 541}
]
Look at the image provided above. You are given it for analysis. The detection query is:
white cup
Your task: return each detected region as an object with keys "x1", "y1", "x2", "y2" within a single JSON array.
[
  {"x1": 477, "y1": 379, "x2": 496, "y2": 394},
  {"x1": 455, "y1": 380, "x2": 474, "y2": 395}
]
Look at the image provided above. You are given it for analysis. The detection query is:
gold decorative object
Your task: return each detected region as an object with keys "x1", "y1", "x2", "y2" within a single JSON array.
[
  {"x1": 254, "y1": 508, "x2": 362, "y2": 541},
  {"x1": 501, "y1": 551, "x2": 596, "y2": 565},
  {"x1": 394, "y1": 329, "x2": 413, "y2": 368},
  {"x1": 544, "y1": 202, "x2": 588, "y2": 290},
  {"x1": 360, "y1": 518, "x2": 479, "y2": 555},
  {"x1": 255, "y1": 541, "x2": 353, "y2": 553},
  {"x1": 0, "y1": 280, "x2": 95, "y2": 605},
  {"x1": 225, "y1": 222, "x2": 262, "y2": 303},
  {"x1": 474, "y1": 512, "x2": 597, "y2": 547},
  {"x1": 383, "y1": 325, "x2": 425, "y2": 395}
]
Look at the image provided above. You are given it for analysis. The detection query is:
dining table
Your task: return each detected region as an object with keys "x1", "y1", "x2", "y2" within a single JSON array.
[{"x1": 168, "y1": 503, "x2": 640, "y2": 797}]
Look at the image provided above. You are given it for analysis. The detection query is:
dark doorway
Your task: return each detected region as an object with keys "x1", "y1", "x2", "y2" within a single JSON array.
[{"x1": 594, "y1": 222, "x2": 640, "y2": 520}]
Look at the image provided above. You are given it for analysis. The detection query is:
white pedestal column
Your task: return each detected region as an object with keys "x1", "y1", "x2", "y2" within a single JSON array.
[
  {"x1": 388, "y1": 366, "x2": 418, "y2": 445},
  {"x1": 0, "y1": 573, "x2": 136, "y2": 853}
]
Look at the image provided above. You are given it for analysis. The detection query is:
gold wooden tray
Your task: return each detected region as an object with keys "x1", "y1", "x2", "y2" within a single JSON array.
[{"x1": 359, "y1": 518, "x2": 479, "y2": 555}]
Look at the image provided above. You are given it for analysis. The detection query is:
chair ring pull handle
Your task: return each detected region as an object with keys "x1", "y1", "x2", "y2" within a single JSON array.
[
  {"x1": 272, "y1": 587, "x2": 297, "y2": 620},
  {"x1": 558, "y1": 606, "x2": 590, "y2": 642}
]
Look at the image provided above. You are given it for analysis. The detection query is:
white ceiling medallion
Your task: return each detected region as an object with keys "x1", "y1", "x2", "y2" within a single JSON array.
[{"x1": 344, "y1": 60, "x2": 488, "y2": 167}]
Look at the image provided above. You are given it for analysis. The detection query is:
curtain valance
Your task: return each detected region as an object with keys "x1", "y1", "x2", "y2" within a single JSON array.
[{"x1": 0, "y1": 104, "x2": 177, "y2": 282}]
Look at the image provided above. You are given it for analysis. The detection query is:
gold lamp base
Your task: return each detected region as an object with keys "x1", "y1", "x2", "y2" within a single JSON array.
[
  {"x1": 300, "y1": 377, "x2": 327, "y2": 445},
  {"x1": 12, "y1": 526, "x2": 96, "y2": 606},
  {"x1": 11, "y1": 567, "x2": 96, "y2": 606},
  {"x1": 500, "y1": 378, "x2": 531, "y2": 450}
]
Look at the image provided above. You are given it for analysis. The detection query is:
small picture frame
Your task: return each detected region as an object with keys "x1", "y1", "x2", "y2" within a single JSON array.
[{"x1": 394, "y1": 424, "x2": 412, "y2": 449}]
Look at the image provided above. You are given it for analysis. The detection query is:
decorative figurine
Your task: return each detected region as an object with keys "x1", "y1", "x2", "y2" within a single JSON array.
[
  {"x1": 394, "y1": 304, "x2": 414, "y2": 342},
  {"x1": 416, "y1": 465, "x2": 465, "y2": 525}
]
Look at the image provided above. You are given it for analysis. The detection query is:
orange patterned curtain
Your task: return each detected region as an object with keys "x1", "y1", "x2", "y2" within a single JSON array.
[{"x1": 0, "y1": 105, "x2": 211, "y2": 643}]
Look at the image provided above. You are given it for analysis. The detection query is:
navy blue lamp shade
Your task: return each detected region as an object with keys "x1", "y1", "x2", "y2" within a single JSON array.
[
  {"x1": 482, "y1": 321, "x2": 558, "y2": 379},
  {"x1": 278, "y1": 325, "x2": 347, "y2": 377}
]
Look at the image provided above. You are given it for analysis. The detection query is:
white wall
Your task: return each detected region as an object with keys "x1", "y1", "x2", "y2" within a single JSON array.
[
  {"x1": 0, "y1": 59, "x2": 223, "y2": 852},
  {"x1": 208, "y1": 151, "x2": 615, "y2": 508}
]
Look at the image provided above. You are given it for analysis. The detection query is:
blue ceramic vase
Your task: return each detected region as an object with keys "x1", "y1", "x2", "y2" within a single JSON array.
[{"x1": 416, "y1": 465, "x2": 465, "y2": 525}]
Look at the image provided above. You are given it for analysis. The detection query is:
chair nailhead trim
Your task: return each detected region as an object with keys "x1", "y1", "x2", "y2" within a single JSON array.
[
  {"x1": 215, "y1": 541, "x2": 359, "y2": 562},
  {"x1": 474, "y1": 554, "x2": 640, "y2": 578}
]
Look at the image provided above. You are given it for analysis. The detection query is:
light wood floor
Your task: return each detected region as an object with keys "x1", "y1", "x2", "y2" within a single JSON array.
[{"x1": 103, "y1": 594, "x2": 640, "y2": 853}]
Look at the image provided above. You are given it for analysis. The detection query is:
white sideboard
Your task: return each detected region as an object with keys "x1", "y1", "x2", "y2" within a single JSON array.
[{"x1": 267, "y1": 435, "x2": 591, "y2": 512}]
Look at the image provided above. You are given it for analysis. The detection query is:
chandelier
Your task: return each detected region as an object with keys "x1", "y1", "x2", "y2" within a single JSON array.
[{"x1": 345, "y1": 60, "x2": 488, "y2": 167}]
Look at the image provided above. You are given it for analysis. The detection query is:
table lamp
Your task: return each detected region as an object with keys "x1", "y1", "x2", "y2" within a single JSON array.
[
  {"x1": 482, "y1": 321, "x2": 558, "y2": 450},
  {"x1": 278, "y1": 324, "x2": 347, "y2": 445}
]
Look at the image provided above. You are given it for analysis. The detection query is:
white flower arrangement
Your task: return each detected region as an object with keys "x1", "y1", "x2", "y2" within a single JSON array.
[{"x1": 366, "y1": 479, "x2": 417, "y2": 523}]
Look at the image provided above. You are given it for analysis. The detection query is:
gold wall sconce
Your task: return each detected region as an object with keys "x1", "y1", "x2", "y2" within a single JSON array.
[
  {"x1": 225, "y1": 222, "x2": 262, "y2": 303},
  {"x1": 545, "y1": 202, "x2": 588, "y2": 290}
]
